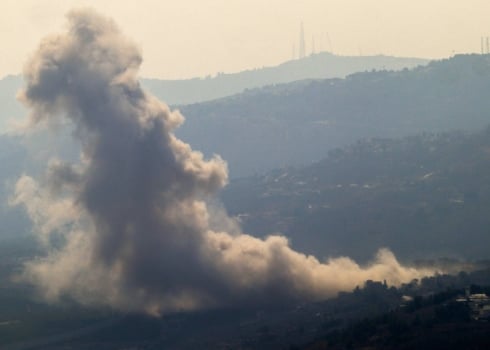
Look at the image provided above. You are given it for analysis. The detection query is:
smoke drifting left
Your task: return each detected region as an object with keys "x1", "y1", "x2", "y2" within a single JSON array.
[{"x1": 12, "y1": 8, "x2": 434, "y2": 315}]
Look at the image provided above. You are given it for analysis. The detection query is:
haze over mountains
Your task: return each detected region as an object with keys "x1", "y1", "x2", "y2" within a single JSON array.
[
  {"x1": 0, "y1": 12, "x2": 445, "y2": 331},
  {"x1": 178, "y1": 54, "x2": 490, "y2": 177},
  {"x1": 0, "y1": 51, "x2": 431, "y2": 242},
  {"x1": 1, "y1": 51, "x2": 490, "y2": 271},
  {"x1": 1, "y1": 53, "x2": 490, "y2": 242},
  {"x1": 4, "y1": 3, "x2": 490, "y2": 348},
  {"x1": 143, "y1": 52, "x2": 428, "y2": 105},
  {"x1": 2, "y1": 11, "x2": 490, "y2": 348},
  {"x1": 0, "y1": 52, "x2": 427, "y2": 132}
]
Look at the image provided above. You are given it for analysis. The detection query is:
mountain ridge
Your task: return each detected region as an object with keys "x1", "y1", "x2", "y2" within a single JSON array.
[
  {"x1": 144, "y1": 52, "x2": 428, "y2": 105},
  {"x1": 178, "y1": 54, "x2": 490, "y2": 177}
]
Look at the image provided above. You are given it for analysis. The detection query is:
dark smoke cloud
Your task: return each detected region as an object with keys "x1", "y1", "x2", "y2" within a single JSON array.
[{"x1": 12, "y1": 9, "x2": 435, "y2": 315}]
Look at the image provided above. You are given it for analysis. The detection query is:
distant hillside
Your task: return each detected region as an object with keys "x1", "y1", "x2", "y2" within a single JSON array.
[
  {"x1": 221, "y1": 127, "x2": 490, "y2": 262},
  {"x1": 143, "y1": 52, "x2": 428, "y2": 104},
  {"x1": 178, "y1": 54, "x2": 490, "y2": 177},
  {"x1": 0, "y1": 53, "x2": 427, "y2": 134}
]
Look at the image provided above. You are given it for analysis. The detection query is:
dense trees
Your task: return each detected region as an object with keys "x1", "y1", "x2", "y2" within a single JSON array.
[{"x1": 222, "y1": 127, "x2": 490, "y2": 261}]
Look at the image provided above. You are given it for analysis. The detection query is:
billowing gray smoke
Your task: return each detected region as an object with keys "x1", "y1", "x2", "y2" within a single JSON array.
[{"x1": 12, "y1": 9, "x2": 434, "y2": 315}]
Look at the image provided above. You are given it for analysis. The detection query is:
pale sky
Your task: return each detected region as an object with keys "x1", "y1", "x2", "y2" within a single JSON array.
[{"x1": 1, "y1": 0, "x2": 489, "y2": 80}]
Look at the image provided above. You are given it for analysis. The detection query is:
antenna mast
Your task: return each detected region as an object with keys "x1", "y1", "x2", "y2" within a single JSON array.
[{"x1": 299, "y1": 22, "x2": 306, "y2": 59}]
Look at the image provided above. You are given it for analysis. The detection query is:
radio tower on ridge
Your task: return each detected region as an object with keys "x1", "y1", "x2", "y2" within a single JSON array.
[{"x1": 299, "y1": 22, "x2": 306, "y2": 59}]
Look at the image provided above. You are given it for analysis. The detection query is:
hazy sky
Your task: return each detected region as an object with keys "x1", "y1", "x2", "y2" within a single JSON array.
[{"x1": 1, "y1": 0, "x2": 489, "y2": 79}]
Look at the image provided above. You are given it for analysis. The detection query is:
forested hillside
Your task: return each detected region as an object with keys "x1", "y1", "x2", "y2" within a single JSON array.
[
  {"x1": 222, "y1": 128, "x2": 490, "y2": 261},
  {"x1": 179, "y1": 54, "x2": 490, "y2": 177}
]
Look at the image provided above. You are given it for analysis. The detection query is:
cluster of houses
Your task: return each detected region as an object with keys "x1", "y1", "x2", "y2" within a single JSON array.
[{"x1": 456, "y1": 287, "x2": 490, "y2": 320}]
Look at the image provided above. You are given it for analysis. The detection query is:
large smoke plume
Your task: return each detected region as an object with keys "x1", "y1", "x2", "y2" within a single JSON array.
[{"x1": 12, "y1": 9, "x2": 434, "y2": 315}]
